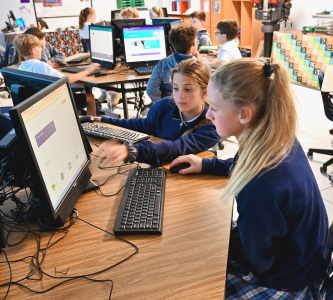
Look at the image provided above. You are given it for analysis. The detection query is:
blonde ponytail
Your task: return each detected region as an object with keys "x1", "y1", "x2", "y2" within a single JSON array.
[{"x1": 210, "y1": 58, "x2": 298, "y2": 201}]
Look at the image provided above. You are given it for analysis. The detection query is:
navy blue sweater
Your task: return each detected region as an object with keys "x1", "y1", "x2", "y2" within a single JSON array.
[
  {"x1": 202, "y1": 142, "x2": 331, "y2": 290},
  {"x1": 101, "y1": 97, "x2": 220, "y2": 166}
]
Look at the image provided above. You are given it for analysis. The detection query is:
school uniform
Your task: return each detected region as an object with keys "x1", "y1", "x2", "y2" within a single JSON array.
[
  {"x1": 101, "y1": 97, "x2": 220, "y2": 166},
  {"x1": 217, "y1": 40, "x2": 242, "y2": 63},
  {"x1": 146, "y1": 54, "x2": 194, "y2": 104},
  {"x1": 41, "y1": 43, "x2": 66, "y2": 63},
  {"x1": 202, "y1": 141, "x2": 331, "y2": 298},
  {"x1": 197, "y1": 29, "x2": 212, "y2": 46}
]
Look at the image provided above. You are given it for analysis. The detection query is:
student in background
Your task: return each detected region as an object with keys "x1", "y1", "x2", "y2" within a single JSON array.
[
  {"x1": 189, "y1": 11, "x2": 212, "y2": 46},
  {"x1": 170, "y1": 59, "x2": 331, "y2": 299},
  {"x1": 79, "y1": 7, "x2": 96, "y2": 52},
  {"x1": 149, "y1": 6, "x2": 164, "y2": 19},
  {"x1": 120, "y1": 8, "x2": 140, "y2": 19},
  {"x1": 24, "y1": 27, "x2": 65, "y2": 67},
  {"x1": 93, "y1": 59, "x2": 220, "y2": 167},
  {"x1": 14, "y1": 34, "x2": 99, "y2": 116},
  {"x1": 146, "y1": 24, "x2": 199, "y2": 104},
  {"x1": 202, "y1": 20, "x2": 241, "y2": 69}
]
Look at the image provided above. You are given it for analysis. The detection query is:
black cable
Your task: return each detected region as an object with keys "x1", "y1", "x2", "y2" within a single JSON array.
[{"x1": 0, "y1": 250, "x2": 12, "y2": 300}]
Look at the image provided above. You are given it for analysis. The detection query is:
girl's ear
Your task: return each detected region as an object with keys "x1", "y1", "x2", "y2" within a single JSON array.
[
  {"x1": 201, "y1": 87, "x2": 208, "y2": 99},
  {"x1": 238, "y1": 106, "x2": 253, "y2": 125}
]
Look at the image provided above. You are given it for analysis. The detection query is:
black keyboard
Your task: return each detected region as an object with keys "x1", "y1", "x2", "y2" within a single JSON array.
[
  {"x1": 134, "y1": 65, "x2": 156, "y2": 75},
  {"x1": 66, "y1": 54, "x2": 90, "y2": 64},
  {"x1": 82, "y1": 123, "x2": 150, "y2": 144},
  {"x1": 61, "y1": 66, "x2": 97, "y2": 74},
  {"x1": 113, "y1": 168, "x2": 166, "y2": 235}
]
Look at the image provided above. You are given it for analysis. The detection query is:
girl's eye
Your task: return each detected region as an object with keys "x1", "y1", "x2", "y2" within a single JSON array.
[
  {"x1": 186, "y1": 89, "x2": 191, "y2": 92},
  {"x1": 210, "y1": 107, "x2": 216, "y2": 112},
  {"x1": 173, "y1": 88, "x2": 178, "y2": 91}
]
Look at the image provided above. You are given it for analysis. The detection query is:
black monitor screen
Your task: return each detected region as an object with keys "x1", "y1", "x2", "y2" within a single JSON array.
[
  {"x1": 89, "y1": 25, "x2": 114, "y2": 69},
  {"x1": 9, "y1": 78, "x2": 92, "y2": 225},
  {"x1": 111, "y1": 18, "x2": 146, "y2": 41}
]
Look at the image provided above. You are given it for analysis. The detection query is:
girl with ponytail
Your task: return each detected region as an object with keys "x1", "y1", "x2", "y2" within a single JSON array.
[
  {"x1": 170, "y1": 58, "x2": 331, "y2": 299},
  {"x1": 79, "y1": 7, "x2": 96, "y2": 40}
]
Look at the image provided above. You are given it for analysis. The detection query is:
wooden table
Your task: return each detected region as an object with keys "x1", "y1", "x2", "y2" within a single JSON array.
[
  {"x1": 0, "y1": 124, "x2": 233, "y2": 300},
  {"x1": 61, "y1": 54, "x2": 151, "y2": 119}
]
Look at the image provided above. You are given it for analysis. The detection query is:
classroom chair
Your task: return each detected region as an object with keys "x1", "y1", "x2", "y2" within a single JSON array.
[
  {"x1": 307, "y1": 71, "x2": 333, "y2": 180},
  {"x1": 0, "y1": 43, "x2": 19, "y2": 98}
]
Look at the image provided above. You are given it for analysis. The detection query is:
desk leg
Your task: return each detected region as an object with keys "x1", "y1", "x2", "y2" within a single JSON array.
[{"x1": 121, "y1": 84, "x2": 129, "y2": 119}]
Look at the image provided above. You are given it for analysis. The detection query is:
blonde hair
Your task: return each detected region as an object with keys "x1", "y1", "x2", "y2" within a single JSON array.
[
  {"x1": 79, "y1": 7, "x2": 95, "y2": 30},
  {"x1": 14, "y1": 34, "x2": 41, "y2": 57},
  {"x1": 120, "y1": 7, "x2": 140, "y2": 19},
  {"x1": 171, "y1": 59, "x2": 210, "y2": 107},
  {"x1": 210, "y1": 58, "x2": 298, "y2": 200},
  {"x1": 150, "y1": 6, "x2": 163, "y2": 17}
]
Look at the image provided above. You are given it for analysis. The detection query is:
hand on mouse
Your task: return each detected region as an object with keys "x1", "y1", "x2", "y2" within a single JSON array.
[
  {"x1": 94, "y1": 116, "x2": 102, "y2": 122},
  {"x1": 92, "y1": 139, "x2": 129, "y2": 167},
  {"x1": 86, "y1": 63, "x2": 101, "y2": 74},
  {"x1": 170, "y1": 154, "x2": 203, "y2": 174},
  {"x1": 208, "y1": 50, "x2": 218, "y2": 56},
  {"x1": 48, "y1": 61, "x2": 59, "y2": 68}
]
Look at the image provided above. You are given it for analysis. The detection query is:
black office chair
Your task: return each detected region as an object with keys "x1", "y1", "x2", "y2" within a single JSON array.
[
  {"x1": 0, "y1": 43, "x2": 18, "y2": 98},
  {"x1": 307, "y1": 71, "x2": 333, "y2": 179},
  {"x1": 81, "y1": 39, "x2": 90, "y2": 53}
]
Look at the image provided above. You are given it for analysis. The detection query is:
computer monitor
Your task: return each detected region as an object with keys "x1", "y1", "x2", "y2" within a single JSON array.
[
  {"x1": 123, "y1": 25, "x2": 167, "y2": 69},
  {"x1": 111, "y1": 18, "x2": 146, "y2": 56},
  {"x1": 137, "y1": 10, "x2": 152, "y2": 24},
  {"x1": 16, "y1": 18, "x2": 25, "y2": 30},
  {"x1": 89, "y1": 24, "x2": 115, "y2": 69},
  {"x1": 1, "y1": 68, "x2": 58, "y2": 106},
  {"x1": 151, "y1": 18, "x2": 182, "y2": 56},
  {"x1": 111, "y1": 9, "x2": 122, "y2": 20},
  {"x1": 9, "y1": 78, "x2": 93, "y2": 229}
]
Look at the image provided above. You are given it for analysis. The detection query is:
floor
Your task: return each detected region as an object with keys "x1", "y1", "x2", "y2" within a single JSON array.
[{"x1": 0, "y1": 83, "x2": 332, "y2": 223}]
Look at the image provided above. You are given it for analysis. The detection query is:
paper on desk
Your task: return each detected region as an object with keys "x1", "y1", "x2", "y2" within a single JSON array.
[{"x1": 322, "y1": 66, "x2": 333, "y2": 92}]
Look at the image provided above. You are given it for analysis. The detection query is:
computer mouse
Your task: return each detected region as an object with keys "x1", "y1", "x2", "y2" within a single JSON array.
[
  {"x1": 79, "y1": 115, "x2": 95, "y2": 124},
  {"x1": 170, "y1": 163, "x2": 191, "y2": 174},
  {"x1": 57, "y1": 61, "x2": 67, "y2": 67},
  {"x1": 95, "y1": 71, "x2": 107, "y2": 77}
]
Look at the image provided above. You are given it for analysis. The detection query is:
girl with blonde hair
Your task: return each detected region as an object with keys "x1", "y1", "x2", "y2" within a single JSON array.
[
  {"x1": 93, "y1": 59, "x2": 220, "y2": 167},
  {"x1": 170, "y1": 58, "x2": 331, "y2": 299},
  {"x1": 120, "y1": 7, "x2": 140, "y2": 19},
  {"x1": 149, "y1": 6, "x2": 164, "y2": 19}
]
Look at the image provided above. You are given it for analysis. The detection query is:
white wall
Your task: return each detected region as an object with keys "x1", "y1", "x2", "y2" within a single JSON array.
[{"x1": 0, "y1": 0, "x2": 37, "y2": 48}]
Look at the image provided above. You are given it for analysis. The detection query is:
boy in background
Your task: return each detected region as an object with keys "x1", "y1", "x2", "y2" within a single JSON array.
[
  {"x1": 202, "y1": 20, "x2": 241, "y2": 69},
  {"x1": 146, "y1": 24, "x2": 198, "y2": 104},
  {"x1": 14, "y1": 34, "x2": 99, "y2": 116},
  {"x1": 190, "y1": 11, "x2": 212, "y2": 46}
]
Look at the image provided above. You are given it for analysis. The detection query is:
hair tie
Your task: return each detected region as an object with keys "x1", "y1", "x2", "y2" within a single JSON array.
[
  {"x1": 263, "y1": 63, "x2": 273, "y2": 77},
  {"x1": 150, "y1": 8, "x2": 158, "y2": 17}
]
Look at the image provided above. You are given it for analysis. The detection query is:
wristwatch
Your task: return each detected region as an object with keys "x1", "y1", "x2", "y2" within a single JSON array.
[{"x1": 123, "y1": 141, "x2": 137, "y2": 164}]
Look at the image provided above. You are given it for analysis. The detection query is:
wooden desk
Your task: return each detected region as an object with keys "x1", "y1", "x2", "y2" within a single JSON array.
[
  {"x1": 61, "y1": 54, "x2": 150, "y2": 119},
  {"x1": 0, "y1": 126, "x2": 233, "y2": 299}
]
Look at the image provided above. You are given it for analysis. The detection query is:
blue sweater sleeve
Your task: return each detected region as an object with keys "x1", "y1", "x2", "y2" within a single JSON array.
[
  {"x1": 146, "y1": 61, "x2": 163, "y2": 104},
  {"x1": 133, "y1": 123, "x2": 220, "y2": 166},
  {"x1": 101, "y1": 107, "x2": 157, "y2": 136},
  {"x1": 201, "y1": 157, "x2": 234, "y2": 176}
]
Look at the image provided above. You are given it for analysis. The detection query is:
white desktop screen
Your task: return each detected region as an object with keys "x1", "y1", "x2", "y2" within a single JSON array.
[
  {"x1": 90, "y1": 25, "x2": 114, "y2": 63},
  {"x1": 138, "y1": 10, "x2": 152, "y2": 25},
  {"x1": 123, "y1": 26, "x2": 167, "y2": 63},
  {"x1": 21, "y1": 84, "x2": 88, "y2": 211}
]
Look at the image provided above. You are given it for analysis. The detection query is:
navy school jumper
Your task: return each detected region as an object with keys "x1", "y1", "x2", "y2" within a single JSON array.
[{"x1": 100, "y1": 97, "x2": 221, "y2": 166}]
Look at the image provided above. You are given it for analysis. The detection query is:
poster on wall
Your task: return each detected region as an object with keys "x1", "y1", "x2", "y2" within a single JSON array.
[
  {"x1": 202, "y1": 0, "x2": 209, "y2": 13},
  {"x1": 43, "y1": 0, "x2": 62, "y2": 7},
  {"x1": 213, "y1": 1, "x2": 221, "y2": 13}
]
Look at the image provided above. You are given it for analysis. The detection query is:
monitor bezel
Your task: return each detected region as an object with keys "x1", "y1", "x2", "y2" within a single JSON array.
[
  {"x1": 122, "y1": 24, "x2": 167, "y2": 68},
  {"x1": 9, "y1": 78, "x2": 92, "y2": 224},
  {"x1": 89, "y1": 24, "x2": 115, "y2": 69}
]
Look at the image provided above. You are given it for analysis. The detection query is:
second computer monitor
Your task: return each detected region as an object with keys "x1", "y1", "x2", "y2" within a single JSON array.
[
  {"x1": 89, "y1": 24, "x2": 115, "y2": 69},
  {"x1": 123, "y1": 25, "x2": 167, "y2": 69}
]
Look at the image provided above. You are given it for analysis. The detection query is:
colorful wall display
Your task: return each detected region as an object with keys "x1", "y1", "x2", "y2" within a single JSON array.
[{"x1": 271, "y1": 31, "x2": 333, "y2": 88}]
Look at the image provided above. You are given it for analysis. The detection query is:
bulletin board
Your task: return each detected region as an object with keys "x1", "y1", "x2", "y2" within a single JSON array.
[
  {"x1": 33, "y1": 0, "x2": 93, "y2": 19},
  {"x1": 271, "y1": 31, "x2": 333, "y2": 88}
]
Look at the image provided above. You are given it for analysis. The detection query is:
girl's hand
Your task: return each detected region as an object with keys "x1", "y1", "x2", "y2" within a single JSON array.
[
  {"x1": 170, "y1": 154, "x2": 203, "y2": 174},
  {"x1": 208, "y1": 50, "x2": 218, "y2": 56},
  {"x1": 92, "y1": 140, "x2": 129, "y2": 167},
  {"x1": 94, "y1": 116, "x2": 102, "y2": 121},
  {"x1": 48, "y1": 60, "x2": 59, "y2": 68}
]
